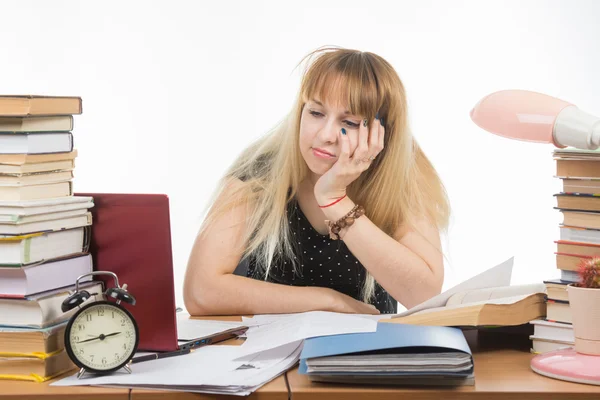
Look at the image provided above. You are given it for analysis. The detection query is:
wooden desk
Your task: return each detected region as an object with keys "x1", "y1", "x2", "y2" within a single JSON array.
[
  {"x1": 130, "y1": 373, "x2": 289, "y2": 400},
  {"x1": 129, "y1": 315, "x2": 289, "y2": 400},
  {"x1": 0, "y1": 371, "x2": 130, "y2": 400},
  {"x1": 0, "y1": 315, "x2": 289, "y2": 400},
  {"x1": 286, "y1": 330, "x2": 600, "y2": 400}
]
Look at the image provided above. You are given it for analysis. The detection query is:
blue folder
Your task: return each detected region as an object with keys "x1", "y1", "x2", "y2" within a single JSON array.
[{"x1": 299, "y1": 323, "x2": 473, "y2": 380}]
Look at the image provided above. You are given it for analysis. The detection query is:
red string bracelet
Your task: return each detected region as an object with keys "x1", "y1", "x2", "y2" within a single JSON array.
[{"x1": 319, "y1": 195, "x2": 347, "y2": 208}]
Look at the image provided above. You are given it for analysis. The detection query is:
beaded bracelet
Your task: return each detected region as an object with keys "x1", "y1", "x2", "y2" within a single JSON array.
[{"x1": 325, "y1": 204, "x2": 366, "y2": 240}]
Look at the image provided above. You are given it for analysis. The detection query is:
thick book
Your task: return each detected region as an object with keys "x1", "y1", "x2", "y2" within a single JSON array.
[
  {"x1": 556, "y1": 253, "x2": 593, "y2": 271},
  {"x1": 0, "y1": 195, "x2": 93, "y2": 219},
  {"x1": 560, "y1": 269, "x2": 580, "y2": 283},
  {"x1": 0, "y1": 170, "x2": 73, "y2": 186},
  {"x1": 382, "y1": 283, "x2": 546, "y2": 327},
  {"x1": 530, "y1": 319, "x2": 574, "y2": 343},
  {"x1": 0, "y1": 149, "x2": 77, "y2": 167},
  {"x1": 0, "y1": 227, "x2": 89, "y2": 266},
  {"x1": 555, "y1": 240, "x2": 600, "y2": 258},
  {"x1": 0, "y1": 181, "x2": 72, "y2": 201},
  {"x1": 0, "y1": 211, "x2": 92, "y2": 235},
  {"x1": 0, "y1": 281, "x2": 103, "y2": 328},
  {"x1": 0, "y1": 95, "x2": 82, "y2": 117},
  {"x1": 530, "y1": 336, "x2": 574, "y2": 354},
  {"x1": 0, "y1": 323, "x2": 67, "y2": 355},
  {"x1": 562, "y1": 178, "x2": 600, "y2": 195},
  {"x1": 560, "y1": 225, "x2": 600, "y2": 245},
  {"x1": 0, "y1": 132, "x2": 73, "y2": 154},
  {"x1": 559, "y1": 210, "x2": 600, "y2": 230},
  {"x1": 0, "y1": 159, "x2": 74, "y2": 175},
  {"x1": 546, "y1": 299, "x2": 571, "y2": 324},
  {"x1": 543, "y1": 279, "x2": 569, "y2": 301},
  {"x1": 0, "y1": 349, "x2": 75, "y2": 382},
  {"x1": 555, "y1": 193, "x2": 600, "y2": 213},
  {"x1": 0, "y1": 116, "x2": 73, "y2": 133},
  {"x1": 299, "y1": 323, "x2": 474, "y2": 386},
  {"x1": 0, "y1": 253, "x2": 93, "y2": 297},
  {"x1": 556, "y1": 159, "x2": 600, "y2": 179}
]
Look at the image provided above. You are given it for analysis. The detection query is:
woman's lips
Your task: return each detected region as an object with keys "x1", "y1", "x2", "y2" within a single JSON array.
[{"x1": 312, "y1": 148, "x2": 335, "y2": 159}]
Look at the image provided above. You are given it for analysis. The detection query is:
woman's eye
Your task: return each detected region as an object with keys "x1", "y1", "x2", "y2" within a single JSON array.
[{"x1": 309, "y1": 110, "x2": 359, "y2": 128}]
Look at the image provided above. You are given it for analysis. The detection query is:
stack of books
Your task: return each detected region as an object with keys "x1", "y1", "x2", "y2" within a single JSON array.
[
  {"x1": 0, "y1": 96, "x2": 101, "y2": 382},
  {"x1": 530, "y1": 148, "x2": 600, "y2": 354}
]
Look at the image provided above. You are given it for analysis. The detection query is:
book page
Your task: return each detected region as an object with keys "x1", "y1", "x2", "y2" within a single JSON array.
[
  {"x1": 445, "y1": 283, "x2": 546, "y2": 307},
  {"x1": 391, "y1": 257, "x2": 514, "y2": 318},
  {"x1": 414, "y1": 294, "x2": 536, "y2": 315}
]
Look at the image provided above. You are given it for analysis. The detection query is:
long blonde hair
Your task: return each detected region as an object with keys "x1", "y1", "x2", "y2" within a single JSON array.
[{"x1": 199, "y1": 46, "x2": 450, "y2": 303}]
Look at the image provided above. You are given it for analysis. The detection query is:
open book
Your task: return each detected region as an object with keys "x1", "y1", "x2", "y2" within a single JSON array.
[{"x1": 382, "y1": 257, "x2": 547, "y2": 327}]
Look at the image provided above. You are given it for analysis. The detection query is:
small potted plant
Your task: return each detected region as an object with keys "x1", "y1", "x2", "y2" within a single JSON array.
[{"x1": 567, "y1": 256, "x2": 600, "y2": 355}]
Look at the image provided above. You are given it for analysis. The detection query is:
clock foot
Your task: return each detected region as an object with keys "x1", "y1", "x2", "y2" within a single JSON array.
[
  {"x1": 76, "y1": 368, "x2": 87, "y2": 379},
  {"x1": 123, "y1": 364, "x2": 132, "y2": 374}
]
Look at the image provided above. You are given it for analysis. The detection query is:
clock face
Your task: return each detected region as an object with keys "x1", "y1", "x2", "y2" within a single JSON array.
[{"x1": 65, "y1": 301, "x2": 139, "y2": 373}]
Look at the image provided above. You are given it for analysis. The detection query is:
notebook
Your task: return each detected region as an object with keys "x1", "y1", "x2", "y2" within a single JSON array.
[
  {"x1": 75, "y1": 193, "x2": 178, "y2": 352},
  {"x1": 299, "y1": 323, "x2": 474, "y2": 386}
]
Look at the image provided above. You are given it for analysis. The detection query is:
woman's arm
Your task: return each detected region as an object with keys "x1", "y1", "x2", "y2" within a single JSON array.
[
  {"x1": 318, "y1": 195, "x2": 444, "y2": 310},
  {"x1": 183, "y1": 180, "x2": 378, "y2": 316}
]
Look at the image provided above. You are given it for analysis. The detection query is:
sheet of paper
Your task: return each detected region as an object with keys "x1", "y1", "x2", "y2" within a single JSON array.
[
  {"x1": 414, "y1": 293, "x2": 537, "y2": 315},
  {"x1": 52, "y1": 340, "x2": 303, "y2": 396},
  {"x1": 176, "y1": 317, "x2": 248, "y2": 341},
  {"x1": 392, "y1": 256, "x2": 514, "y2": 318},
  {"x1": 51, "y1": 345, "x2": 244, "y2": 387},
  {"x1": 242, "y1": 312, "x2": 391, "y2": 325},
  {"x1": 445, "y1": 282, "x2": 546, "y2": 307},
  {"x1": 235, "y1": 311, "x2": 377, "y2": 359},
  {"x1": 102, "y1": 341, "x2": 304, "y2": 396}
]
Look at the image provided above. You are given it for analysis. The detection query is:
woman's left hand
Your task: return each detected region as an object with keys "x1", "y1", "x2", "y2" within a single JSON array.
[{"x1": 314, "y1": 117, "x2": 385, "y2": 205}]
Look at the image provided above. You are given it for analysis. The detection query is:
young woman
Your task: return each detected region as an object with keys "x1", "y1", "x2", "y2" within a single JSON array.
[{"x1": 184, "y1": 47, "x2": 450, "y2": 316}]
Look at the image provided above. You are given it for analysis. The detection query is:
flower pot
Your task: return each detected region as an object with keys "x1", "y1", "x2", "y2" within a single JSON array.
[{"x1": 567, "y1": 284, "x2": 600, "y2": 355}]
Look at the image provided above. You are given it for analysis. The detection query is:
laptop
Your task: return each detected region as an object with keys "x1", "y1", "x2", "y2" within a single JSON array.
[{"x1": 75, "y1": 193, "x2": 179, "y2": 352}]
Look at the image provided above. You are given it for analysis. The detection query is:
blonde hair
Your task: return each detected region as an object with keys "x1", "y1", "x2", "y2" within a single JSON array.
[{"x1": 199, "y1": 46, "x2": 450, "y2": 303}]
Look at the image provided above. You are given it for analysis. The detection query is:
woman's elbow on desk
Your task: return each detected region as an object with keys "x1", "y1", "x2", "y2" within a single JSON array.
[{"x1": 182, "y1": 266, "x2": 225, "y2": 316}]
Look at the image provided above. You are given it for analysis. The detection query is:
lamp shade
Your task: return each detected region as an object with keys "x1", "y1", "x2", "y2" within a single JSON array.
[{"x1": 470, "y1": 89, "x2": 600, "y2": 150}]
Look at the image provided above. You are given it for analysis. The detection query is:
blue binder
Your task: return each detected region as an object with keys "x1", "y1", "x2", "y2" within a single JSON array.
[{"x1": 299, "y1": 323, "x2": 474, "y2": 383}]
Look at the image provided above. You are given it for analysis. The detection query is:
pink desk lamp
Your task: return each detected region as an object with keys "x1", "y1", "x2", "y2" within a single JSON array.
[
  {"x1": 470, "y1": 89, "x2": 600, "y2": 150},
  {"x1": 470, "y1": 89, "x2": 600, "y2": 386}
]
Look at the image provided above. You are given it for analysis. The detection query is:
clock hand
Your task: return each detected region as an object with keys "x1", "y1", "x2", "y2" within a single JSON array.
[
  {"x1": 77, "y1": 332, "x2": 122, "y2": 344},
  {"x1": 77, "y1": 335, "x2": 102, "y2": 344}
]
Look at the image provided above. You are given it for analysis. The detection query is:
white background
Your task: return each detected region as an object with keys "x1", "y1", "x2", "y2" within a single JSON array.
[{"x1": 2, "y1": 0, "x2": 599, "y2": 310}]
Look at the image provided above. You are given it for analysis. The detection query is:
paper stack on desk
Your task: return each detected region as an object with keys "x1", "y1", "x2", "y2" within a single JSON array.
[{"x1": 51, "y1": 311, "x2": 378, "y2": 395}]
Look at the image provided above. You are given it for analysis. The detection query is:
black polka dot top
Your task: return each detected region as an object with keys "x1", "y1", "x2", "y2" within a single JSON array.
[{"x1": 239, "y1": 197, "x2": 398, "y2": 314}]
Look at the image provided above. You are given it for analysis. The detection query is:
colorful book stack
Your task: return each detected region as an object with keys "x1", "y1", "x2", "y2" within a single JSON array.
[
  {"x1": 530, "y1": 148, "x2": 600, "y2": 354},
  {"x1": 0, "y1": 96, "x2": 101, "y2": 382}
]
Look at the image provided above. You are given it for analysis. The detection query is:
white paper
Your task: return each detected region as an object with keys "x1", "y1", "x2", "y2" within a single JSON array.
[
  {"x1": 235, "y1": 311, "x2": 377, "y2": 359},
  {"x1": 51, "y1": 345, "x2": 244, "y2": 387},
  {"x1": 51, "y1": 340, "x2": 303, "y2": 396},
  {"x1": 242, "y1": 312, "x2": 391, "y2": 325},
  {"x1": 102, "y1": 341, "x2": 304, "y2": 396},
  {"x1": 392, "y1": 256, "x2": 514, "y2": 318},
  {"x1": 176, "y1": 317, "x2": 247, "y2": 341}
]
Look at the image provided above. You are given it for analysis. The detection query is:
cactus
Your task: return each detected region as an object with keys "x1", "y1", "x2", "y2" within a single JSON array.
[{"x1": 577, "y1": 257, "x2": 600, "y2": 289}]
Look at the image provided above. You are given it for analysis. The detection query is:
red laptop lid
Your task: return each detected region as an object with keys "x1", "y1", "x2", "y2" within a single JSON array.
[{"x1": 76, "y1": 193, "x2": 178, "y2": 352}]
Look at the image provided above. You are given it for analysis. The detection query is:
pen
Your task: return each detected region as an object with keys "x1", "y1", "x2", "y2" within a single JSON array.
[
  {"x1": 131, "y1": 348, "x2": 192, "y2": 364},
  {"x1": 178, "y1": 326, "x2": 249, "y2": 351}
]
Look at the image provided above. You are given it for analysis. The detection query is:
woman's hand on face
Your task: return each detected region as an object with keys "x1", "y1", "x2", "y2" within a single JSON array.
[
  {"x1": 314, "y1": 116, "x2": 385, "y2": 205},
  {"x1": 328, "y1": 289, "x2": 380, "y2": 315}
]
